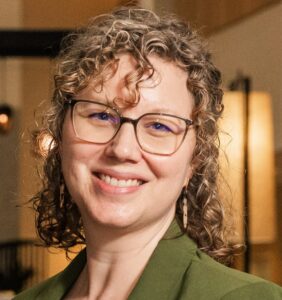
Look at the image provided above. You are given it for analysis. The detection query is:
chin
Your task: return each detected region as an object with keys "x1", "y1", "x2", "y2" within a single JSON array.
[{"x1": 86, "y1": 206, "x2": 143, "y2": 230}]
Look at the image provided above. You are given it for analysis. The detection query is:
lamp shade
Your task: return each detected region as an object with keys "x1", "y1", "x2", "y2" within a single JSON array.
[{"x1": 220, "y1": 91, "x2": 277, "y2": 244}]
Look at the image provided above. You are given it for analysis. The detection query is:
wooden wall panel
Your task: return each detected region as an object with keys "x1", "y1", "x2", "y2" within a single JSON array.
[{"x1": 22, "y1": 0, "x2": 121, "y2": 29}]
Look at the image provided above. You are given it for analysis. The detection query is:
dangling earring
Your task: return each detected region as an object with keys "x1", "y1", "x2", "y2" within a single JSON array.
[
  {"x1": 59, "y1": 177, "x2": 65, "y2": 209},
  {"x1": 182, "y1": 188, "x2": 188, "y2": 229}
]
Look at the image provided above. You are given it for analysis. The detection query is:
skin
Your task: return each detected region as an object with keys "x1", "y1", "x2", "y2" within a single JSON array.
[{"x1": 61, "y1": 54, "x2": 196, "y2": 299}]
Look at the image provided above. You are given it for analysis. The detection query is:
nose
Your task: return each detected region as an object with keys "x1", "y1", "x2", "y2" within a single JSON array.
[{"x1": 104, "y1": 122, "x2": 142, "y2": 162}]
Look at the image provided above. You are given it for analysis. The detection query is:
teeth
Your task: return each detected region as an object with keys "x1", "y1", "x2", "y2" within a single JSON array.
[{"x1": 99, "y1": 174, "x2": 142, "y2": 187}]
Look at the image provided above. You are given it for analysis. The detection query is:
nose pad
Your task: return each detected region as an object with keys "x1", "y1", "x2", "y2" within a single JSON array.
[{"x1": 104, "y1": 123, "x2": 142, "y2": 162}]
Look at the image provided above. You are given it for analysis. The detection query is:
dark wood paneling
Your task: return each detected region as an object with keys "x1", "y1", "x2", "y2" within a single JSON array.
[{"x1": 0, "y1": 30, "x2": 70, "y2": 57}]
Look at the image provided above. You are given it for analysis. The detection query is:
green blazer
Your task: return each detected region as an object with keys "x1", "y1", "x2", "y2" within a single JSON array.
[{"x1": 14, "y1": 221, "x2": 282, "y2": 299}]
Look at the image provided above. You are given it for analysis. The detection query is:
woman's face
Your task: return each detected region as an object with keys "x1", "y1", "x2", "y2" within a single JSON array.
[{"x1": 60, "y1": 54, "x2": 196, "y2": 232}]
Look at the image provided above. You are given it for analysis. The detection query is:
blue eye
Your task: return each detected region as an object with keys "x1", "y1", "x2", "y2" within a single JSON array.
[
  {"x1": 89, "y1": 112, "x2": 119, "y2": 123},
  {"x1": 91, "y1": 112, "x2": 110, "y2": 120},
  {"x1": 150, "y1": 122, "x2": 172, "y2": 132}
]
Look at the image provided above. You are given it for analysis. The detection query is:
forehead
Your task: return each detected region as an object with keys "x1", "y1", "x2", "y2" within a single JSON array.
[{"x1": 76, "y1": 54, "x2": 194, "y2": 116}]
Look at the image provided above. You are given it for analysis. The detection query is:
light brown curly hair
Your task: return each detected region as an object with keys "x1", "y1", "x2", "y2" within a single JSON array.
[{"x1": 32, "y1": 6, "x2": 240, "y2": 265}]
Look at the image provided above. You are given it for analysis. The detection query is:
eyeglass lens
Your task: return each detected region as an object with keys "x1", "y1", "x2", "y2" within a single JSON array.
[{"x1": 72, "y1": 101, "x2": 189, "y2": 155}]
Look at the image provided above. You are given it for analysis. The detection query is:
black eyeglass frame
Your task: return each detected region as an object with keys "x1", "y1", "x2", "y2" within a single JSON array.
[{"x1": 65, "y1": 99, "x2": 194, "y2": 156}]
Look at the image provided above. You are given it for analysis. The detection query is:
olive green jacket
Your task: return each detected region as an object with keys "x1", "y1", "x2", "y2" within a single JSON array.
[{"x1": 14, "y1": 221, "x2": 282, "y2": 299}]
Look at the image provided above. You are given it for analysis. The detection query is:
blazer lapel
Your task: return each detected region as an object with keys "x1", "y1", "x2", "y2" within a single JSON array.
[
  {"x1": 37, "y1": 249, "x2": 86, "y2": 300},
  {"x1": 128, "y1": 220, "x2": 197, "y2": 300}
]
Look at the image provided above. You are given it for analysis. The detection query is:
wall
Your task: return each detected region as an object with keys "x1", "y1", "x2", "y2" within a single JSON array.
[
  {"x1": 21, "y1": 0, "x2": 121, "y2": 29},
  {"x1": 154, "y1": 0, "x2": 280, "y2": 35},
  {"x1": 209, "y1": 1, "x2": 282, "y2": 284},
  {"x1": 209, "y1": 1, "x2": 282, "y2": 151},
  {"x1": 0, "y1": 0, "x2": 22, "y2": 29},
  {"x1": 0, "y1": 1, "x2": 23, "y2": 241}
]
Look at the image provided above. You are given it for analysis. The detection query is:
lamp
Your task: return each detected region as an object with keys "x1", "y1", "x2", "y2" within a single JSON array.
[
  {"x1": 0, "y1": 59, "x2": 13, "y2": 134},
  {"x1": 0, "y1": 104, "x2": 13, "y2": 134},
  {"x1": 220, "y1": 90, "x2": 277, "y2": 272}
]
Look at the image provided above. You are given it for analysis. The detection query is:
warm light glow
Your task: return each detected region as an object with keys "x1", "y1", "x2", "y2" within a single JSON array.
[
  {"x1": 0, "y1": 113, "x2": 8, "y2": 124},
  {"x1": 220, "y1": 92, "x2": 277, "y2": 244},
  {"x1": 248, "y1": 92, "x2": 276, "y2": 243},
  {"x1": 0, "y1": 105, "x2": 13, "y2": 134},
  {"x1": 38, "y1": 132, "x2": 55, "y2": 157},
  {"x1": 219, "y1": 92, "x2": 245, "y2": 242}
]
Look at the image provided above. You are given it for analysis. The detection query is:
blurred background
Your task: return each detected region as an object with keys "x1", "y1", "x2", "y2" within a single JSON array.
[{"x1": 0, "y1": 0, "x2": 281, "y2": 295}]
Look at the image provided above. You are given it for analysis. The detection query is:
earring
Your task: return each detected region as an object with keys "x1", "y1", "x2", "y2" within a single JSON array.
[
  {"x1": 59, "y1": 178, "x2": 65, "y2": 209},
  {"x1": 182, "y1": 188, "x2": 188, "y2": 229}
]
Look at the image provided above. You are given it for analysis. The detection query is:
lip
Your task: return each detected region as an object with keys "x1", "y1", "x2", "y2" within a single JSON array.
[
  {"x1": 93, "y1": 168, "x2": 148, "y2": 182},
  {"x1": 92, "y1": 169, "x2": 148, "y2": 195}
]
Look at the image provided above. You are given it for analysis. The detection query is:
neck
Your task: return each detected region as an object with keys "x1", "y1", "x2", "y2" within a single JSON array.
[
  {"x1": 78, "y1": 213, "x2": 174, "y2": 299},
  {"x1": 84, "y1": 213, "x2": 174, "y2": 263}
]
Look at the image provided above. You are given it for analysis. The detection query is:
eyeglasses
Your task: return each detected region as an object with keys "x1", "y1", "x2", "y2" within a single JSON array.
[{"x1": 66, "y1": 99, "x2": 193, "y2": 156}]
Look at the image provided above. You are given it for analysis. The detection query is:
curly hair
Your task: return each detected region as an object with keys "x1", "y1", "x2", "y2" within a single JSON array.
[{"x1": 32, "y1": 6, "x2": 240, "y2": 264}]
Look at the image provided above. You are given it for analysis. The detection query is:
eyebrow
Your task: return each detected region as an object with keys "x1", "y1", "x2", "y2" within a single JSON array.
[
  {"x1": 73, "y1": 97, "x2": 109, "y2": 105},
  {"x1": 145, "y1": 106, "x2": 190, "y2": 117},
  {"x1": 73, "y1": 98, "x2": 191, "y2": 119}
]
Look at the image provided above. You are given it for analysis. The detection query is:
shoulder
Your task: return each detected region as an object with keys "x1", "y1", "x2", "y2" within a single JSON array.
[
  {"x1": 182, "y1": 248, "x2": 282, "y2": 299},
  {"x1": 13, "y1": 274, "x2": 60, "y2": 300},
  {"x1": 13, "y1": 249, "x2": 86, "y2": 300},
  {"x1": 153, "y1": 221, "x2": 282, "y2": 299},
  {"x1": 220, "y1": 281, "x2": 282, "y2": 299}
]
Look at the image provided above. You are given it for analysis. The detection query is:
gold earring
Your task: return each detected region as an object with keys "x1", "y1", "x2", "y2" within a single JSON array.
[{"x1": 182, "y1": 189, "x2": 188, "y2": 229}]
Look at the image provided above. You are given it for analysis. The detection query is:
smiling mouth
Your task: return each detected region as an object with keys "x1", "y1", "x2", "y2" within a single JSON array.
[{"x1": 95, "y1": 173, "x2": 144, "y2": 188}]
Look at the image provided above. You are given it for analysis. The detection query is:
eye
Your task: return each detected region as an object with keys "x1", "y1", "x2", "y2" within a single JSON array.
[
  {"x1": 147, "y1": 122, "x2": 172, "y2": 132},
  {"x1": 90, "y1": 112, "x2": 110, "y2": 120},
  {"x1": 89, "y1": 112, "x2": 118, "y2": 124}
]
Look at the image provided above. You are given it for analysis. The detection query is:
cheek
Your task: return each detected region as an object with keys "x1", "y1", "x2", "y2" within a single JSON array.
[
  {"x1": 60, "y1": 139, "x2": 100, "y2": 181},
  {"x1": 60, "y1": 119, "x2": 93, "y2": 200},
  {"x1": 147, "y1": 140, "x2": 194, "y2": 186},
  {"x1": 60, "y1": 145, "x2": 101, "y2": 212},
  {"x1": 61, "y1": 145, "x2": 87, "y2": 197},
  {"x1": 60, "y1": 115, "x2": 92, "y2": 174}
]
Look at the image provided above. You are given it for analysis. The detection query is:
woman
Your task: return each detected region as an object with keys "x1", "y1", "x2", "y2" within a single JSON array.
[{"x1": 15, "y1": 7, "x2": 282, "y2": 300}]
